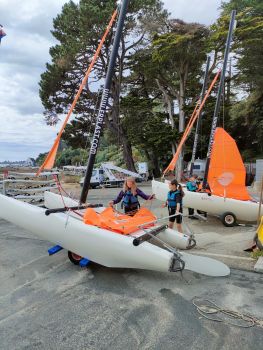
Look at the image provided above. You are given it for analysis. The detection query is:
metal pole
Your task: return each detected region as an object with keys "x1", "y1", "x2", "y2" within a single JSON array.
[
  {"x1": 189, "y1": 55, "x2": 211, "y2": 176},
  {"x1": 203, "y1": 10, "x2": 236, "y2": 188},
  {"x1": 80, "y1": 0, "x2": 130, "y2": 203}
]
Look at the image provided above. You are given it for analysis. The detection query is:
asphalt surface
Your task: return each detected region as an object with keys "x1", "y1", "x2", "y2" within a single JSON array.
[{"x1": 0, "y1": 185, "x2": 263, "y2": 349}]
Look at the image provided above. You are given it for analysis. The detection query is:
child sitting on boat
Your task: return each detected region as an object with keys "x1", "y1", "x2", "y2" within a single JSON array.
[
  {"x1": 162, "y1": 179, "x2": 184, "y2": 233},
  {"x1": 109, "y1": 177, "x2": 155, "y2": 215}
]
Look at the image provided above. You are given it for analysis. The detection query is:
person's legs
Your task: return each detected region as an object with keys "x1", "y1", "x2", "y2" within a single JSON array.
[
  {"x1": 168, "y1": 221, "x2": 174, "y2": 229},
  {"x1": 124, "y1": 206, "x2": 138, "y2": 216},
  {"x1": 176, "y1": 211, "x2": 183, "y2": 232},
  {"x1": 176, "y1": 223, "x2": 183, "y2": 233},
  {"x1": 168, "y1": 207, "x2": 176, "y2": 229},
  {"x1": 188, "y1": 208, "x2": 194, "y2": 216},
  {"x1": 197, "y1": 209, "x2": 207, "y2": 218}
]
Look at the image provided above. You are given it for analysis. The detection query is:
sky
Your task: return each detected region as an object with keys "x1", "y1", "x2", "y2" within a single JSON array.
[{"x1": 0, "y1": 0, "x2": 223, "y2": 161}]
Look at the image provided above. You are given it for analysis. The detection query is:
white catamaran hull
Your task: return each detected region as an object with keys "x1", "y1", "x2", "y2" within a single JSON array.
[
  {"x1": 152, "y1": 180, "x2": 261, "y2": 223},
  {"x1": 44, "y1": 191, "x2": 193, "y2": 250},
  {"x1": 0, "y1": 194, "x2": 230, "y2": 276}
]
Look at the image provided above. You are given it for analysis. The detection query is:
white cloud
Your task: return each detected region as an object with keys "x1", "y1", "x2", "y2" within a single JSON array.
[
  {"x1": 0, "y1": 0, "x2": 225, "y2": 161},
  {"x1": 0, "y1": 107, "x2": 61, "y2": 145},
  {"x1": 0, "y1": 107, "x2": 63, "y2": 161},
  {"x1": 164, "y1": 0, "x2": 223, "y2": 25}
]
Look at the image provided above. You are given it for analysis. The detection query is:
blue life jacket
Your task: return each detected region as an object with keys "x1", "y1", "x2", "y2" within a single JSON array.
[
  {"x1": 167, "y1": 190, "x2": 181, "y2": 208},
  {"x1": 186, "y1": 181, "x2": 197, "y2": 192},
  {"x1": 122, "y1": 190, "x2": 139, "y2": 208}
]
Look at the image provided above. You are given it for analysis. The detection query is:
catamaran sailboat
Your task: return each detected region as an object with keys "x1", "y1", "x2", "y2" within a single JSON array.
[
  {"x1": 153, "y1": 128, "x2": 261, "y2": 225},
  {"x1": 153, "y1": 10, "x2": 262, "y2": 227},
  {"x1": 0, "y1": 0, "x2": 229, "y2": 276}
]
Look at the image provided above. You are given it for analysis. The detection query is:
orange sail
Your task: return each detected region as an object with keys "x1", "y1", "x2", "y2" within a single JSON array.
[
  {"x1": 208, "y1": 127, "x2": 251, "y2": 201},
  {"x1": 163, "y1": 70, "x2": 221, "y2": 175},
  {"x1": 36, "y1": 9, "x2": 118, "y2": 176}
]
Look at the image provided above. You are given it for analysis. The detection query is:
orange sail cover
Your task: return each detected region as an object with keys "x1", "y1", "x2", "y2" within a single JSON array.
[
  {"x1": 208, "y1": 127, "x2": 251, "y2": 201},
  {"x1": 36, "y1": 9, "x2": 118, "y2": 176},
  {"x1": 83, "y1": 207, "x2": 156, "y2": 235}
]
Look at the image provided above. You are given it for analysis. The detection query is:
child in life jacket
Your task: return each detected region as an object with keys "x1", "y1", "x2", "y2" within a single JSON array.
[
  {"x1": 109, "y1": 177, "x2": 155, "y2": 215},
  {"x1": 162, "y1": 179, "x2": 184, "y2": 233},
  {"x1": 186, "y1": 175, "x2": 198, "y2": 219}
]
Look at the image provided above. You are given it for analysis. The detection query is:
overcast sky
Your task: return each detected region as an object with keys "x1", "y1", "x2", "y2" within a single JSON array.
[{"x1": 0, "y1": 0, "x2": 223, "y2": 161}]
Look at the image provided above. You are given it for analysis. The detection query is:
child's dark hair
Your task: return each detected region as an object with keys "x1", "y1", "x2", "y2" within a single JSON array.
[{"x1": 170, "y1": 179, "x2": 184, "y2": 197}]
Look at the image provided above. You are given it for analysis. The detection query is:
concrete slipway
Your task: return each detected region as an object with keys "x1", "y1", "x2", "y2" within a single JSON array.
[{"x1": 0, "y1": 185, "x2": 262, "y2": 349}]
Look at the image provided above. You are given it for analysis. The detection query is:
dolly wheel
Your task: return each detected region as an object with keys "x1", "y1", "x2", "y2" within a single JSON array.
[
  {"x1": 68, "y1": 251, "x2": 83, "y2": 265},
  {"x1": 221, "y1": 212, "x2": 237, "y2": 227}
]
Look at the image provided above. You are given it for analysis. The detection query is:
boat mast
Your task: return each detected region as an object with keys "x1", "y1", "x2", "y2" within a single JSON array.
[
  {"x1": 202, "y1": 10, "x2": 236, "y2": 188},
  {"x1": 189, "y1": 55, "x2": 211, "y2": 176},
  {"x1": 80, "y1": 0, "x2": 130, "y2": 203}
]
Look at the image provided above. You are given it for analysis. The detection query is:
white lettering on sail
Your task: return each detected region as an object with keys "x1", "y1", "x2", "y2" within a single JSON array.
[{"x1": 90, "y1": 88, "x2": 110, "y2": 155}]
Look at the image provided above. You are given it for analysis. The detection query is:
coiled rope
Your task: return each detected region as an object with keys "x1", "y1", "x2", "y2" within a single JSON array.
[{"x1": 192, "y1": 298, "x2": 263, "y2": 328}]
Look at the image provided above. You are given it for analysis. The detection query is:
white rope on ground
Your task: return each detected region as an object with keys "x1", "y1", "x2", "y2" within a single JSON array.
[{"x1": 192, "y1": 298, "x2": 263, "y2": 328}]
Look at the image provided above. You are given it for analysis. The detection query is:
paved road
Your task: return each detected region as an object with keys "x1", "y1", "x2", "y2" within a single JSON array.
[{"x1": 0, "y1": 216, "x2": 262, "y2": 350}]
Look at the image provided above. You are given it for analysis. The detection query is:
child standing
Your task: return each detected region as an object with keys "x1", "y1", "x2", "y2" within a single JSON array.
[
  {"x1": 109, "y1": 177, "x2": 155, "y2": 216},
  {"x1": 162, "y1": 179, "x2": 184, "y2": 233},
  {"x1": 186, "y1": 175, "x2": 198, "y2": 219}
]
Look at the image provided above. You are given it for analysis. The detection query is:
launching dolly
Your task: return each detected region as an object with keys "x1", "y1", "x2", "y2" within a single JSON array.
[{"x1": 48, "y1": 244, "x2": 91, "y2": 267}]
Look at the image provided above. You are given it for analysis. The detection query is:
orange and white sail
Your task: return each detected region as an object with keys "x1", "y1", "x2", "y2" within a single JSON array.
[
  {"x1": 208, "y1": 127, "x2": 251, "y2": 201},
  {"x1": 36, "y1": 9, "x2": 118, "y2": 176}
]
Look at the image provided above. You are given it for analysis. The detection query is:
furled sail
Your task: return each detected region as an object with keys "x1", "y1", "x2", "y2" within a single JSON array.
[
  {"x1": 208, "y1": 127, "x2": 251, "y2": 201},
  {"x1": 36, "y1": 9, "x2": 118, "y2": 176},
  {"x1": 163, "y1": 70, "x2": 220, "y2": 175}
]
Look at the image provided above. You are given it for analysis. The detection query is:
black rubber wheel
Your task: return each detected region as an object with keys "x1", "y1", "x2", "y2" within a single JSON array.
[
  {"x1": 68, "y1": 251, "x2": 82, "y2": 265},
  {"x1": 221, "y1": 212, "x2": 237, "y2": 227}
]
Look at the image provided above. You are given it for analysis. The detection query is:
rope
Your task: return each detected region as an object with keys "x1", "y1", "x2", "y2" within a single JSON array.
[
  {"x1": 53, "y1": 175, "x2": 67, "y2": 209},
  {"x1": 192, "y1": 298, "x2": 263, "y2": 328},
  {"x1": 52, "y1": 175, "x2": 84, "y2": 218}
]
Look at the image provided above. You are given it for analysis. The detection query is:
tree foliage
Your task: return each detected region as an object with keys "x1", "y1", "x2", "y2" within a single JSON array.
[
  {"x1": 38, "y1": 0, "x2": 263, "y2": 175},
  {"x1": 39, "y1": 0, "x2": 168, "y2": 171},
  {"x1": 217, "y1": 0, "x2": 263, "y2": 159}
]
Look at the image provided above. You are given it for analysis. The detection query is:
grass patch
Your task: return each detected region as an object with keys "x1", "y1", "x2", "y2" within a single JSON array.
[
  {"x1": 63, "y1": 175, "x2": 81, "y2": 184},
  {"x1": 251, "y1": 250, "x2": 263, "y2": 259}
]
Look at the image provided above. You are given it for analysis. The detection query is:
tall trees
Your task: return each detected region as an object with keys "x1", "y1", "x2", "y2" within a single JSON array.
[
  {"x1": 39, "y1": 0, "x2": 263, "y2": 173},
  {"x1": 151, "y1": 20, "x2": 209, "y2": 134},
  {"x1": 39, "y1": 0, "x2": 168, "y2": 171},
  {"x1": 125, "y1": 20, "x2": 209, "y2": 177},
  {"x1": 218, "y1": 0, "x2": 263, "y2": 158}
]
